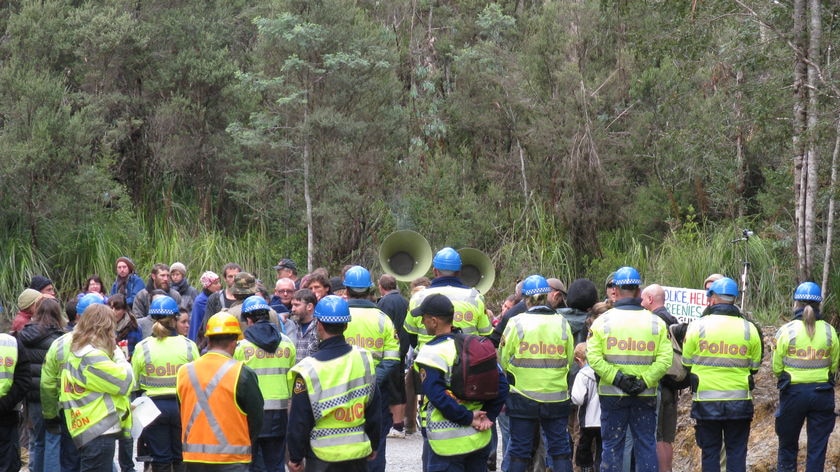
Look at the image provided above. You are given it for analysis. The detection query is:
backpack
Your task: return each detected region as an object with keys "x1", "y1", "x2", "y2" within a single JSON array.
[
  {"x1": 663, "y1": 323, "x2": 691, "y2": 390},
  {"x1": 448, "y1": 333, "x2": 500, "y2": 401}
]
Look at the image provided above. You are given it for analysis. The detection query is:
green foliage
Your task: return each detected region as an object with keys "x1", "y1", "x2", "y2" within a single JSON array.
[{"x1": 2, "y1": 0, "x2": 840, "y2": 329}]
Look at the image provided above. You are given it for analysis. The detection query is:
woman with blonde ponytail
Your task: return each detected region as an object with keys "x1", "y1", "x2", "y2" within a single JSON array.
[
  {"x1": 772, "y1": 282, "x2": 840, "y2": 472},
  {"x1": 131, "y1": 296, "x2": 199, "y2": 472}
]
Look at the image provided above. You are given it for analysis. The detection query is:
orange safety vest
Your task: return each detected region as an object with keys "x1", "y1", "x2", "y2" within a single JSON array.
[{"x1": 177, "y1": 351, "x2": 251, "y2": 464}]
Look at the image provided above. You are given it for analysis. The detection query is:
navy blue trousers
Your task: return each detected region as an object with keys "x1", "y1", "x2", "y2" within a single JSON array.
[
  {"x1": 775, "y1": 383, "x2": 835, "y2": 472},
  {"x1": 694, "y1": 418, "x2": 750, "y2": 472}
]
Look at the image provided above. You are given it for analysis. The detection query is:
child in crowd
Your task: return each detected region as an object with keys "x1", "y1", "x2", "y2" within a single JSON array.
[{"x1": 571, "y1": 342, "x2": 602, "y2": 472}]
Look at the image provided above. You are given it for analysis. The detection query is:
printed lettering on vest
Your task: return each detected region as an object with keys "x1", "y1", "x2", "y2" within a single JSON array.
[
  {"x1": 70, "y1": 409, "x2": 91, "y2": 429},
  {"x1": 146, "y1": 362, "x2": 184, "y2": 376},
  {"x1": 518, "y1": 341, "x2": 566, "y2": 356},
  {"x1": 3, "y1": 357, "x2": 14, "y2": 367},
  {"x1": 346, "y1": 335, "x2": 385, "y2": 350},
  {"x1": 698, "y1": 340, "x2": 748, "y2": 356},
  {"x1": 606, "y1": 337, "x2": 655, "y2": 352},
  {"x1": 787, "y1": 345, "x2": 829, "y2": 359},
  {"x1": 333, "y1": 403, "x2": 365, "y2": 422},
  {"x1": 242, "y1": 346, "x2": 293, "y2": 361}
]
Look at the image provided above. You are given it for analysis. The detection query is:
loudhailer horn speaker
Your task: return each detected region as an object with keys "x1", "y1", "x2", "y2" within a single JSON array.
[
  {"x1": 379, "y1": 230, "x2": 433, "y2": 282},
  {"x1": 457, "y1": 247, "x2": 495, "y2": 294}
]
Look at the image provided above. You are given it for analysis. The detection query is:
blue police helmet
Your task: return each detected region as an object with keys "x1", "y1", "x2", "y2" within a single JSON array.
[
  {"x1": 314, "y1": 295, "x2": 351, "y2": 323},
  {"x1": 613, "y1": 266, "x2": 642, "y2": 287},
  {"x1": 148, "y1": 296, "x2": 179, "y2": 319},
  {"x1": 521, "y1": 275, "x2": 552, "y2": 296},
  {"x1": 793, "y1": 281, "x2": 822, "y2": 302},
  {"x1": 76, "y1": 293, "x2": 106, "y2": 317},
  {"x1": 343, "y1": 266, "x2": 373, "y2": 290},
  {"x1": 241, "y1": 295, "x2": 271, "y2": 314}
]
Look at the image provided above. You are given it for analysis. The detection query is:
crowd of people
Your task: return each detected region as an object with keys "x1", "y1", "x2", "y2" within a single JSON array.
[{"x1": 0, "y1": 250, "x2": 837, "y2": 472}]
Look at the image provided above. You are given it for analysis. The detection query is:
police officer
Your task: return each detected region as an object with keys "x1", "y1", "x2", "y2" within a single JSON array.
[
  {"x1": 500, "y1": 275, "x2": 575, "y2": 472},
  {"x1": 342, "y1": 266, "x2": 400, "y2": 472},
  {"x1": 682, "y1": 277, "x2": 762, "y2": 472},
  {"x1": 772, "y1": 282, "x2": 839, "y2": 472},
  {"x1": 404, "y1": 247, "x2": 492, "y2": 351},
  {"x1": 234, "y1": 295, "x2": 296, "y2": 472},
  {"x1": 41, "y1": 293, "x2": 105, "y2": 472},
  {"x1": 0, "y1": 329, "x2": 29, "y2": 472},
  {"x1": 59, "y1": 303, "x2": 133, "y2": 472},
  {"x1": 177, "y1": 312, "x2": 264, "y2": 472},
  {"x1": 287, "y1": 295, "x2": 381, "y2": 472},
  {"x1": 412, "y1": 293, "x2": 508, "y2": 472},
  {"x1": 132, "y1": 296, "x2": 199, "y2": 472},
  {"x1": 586, "y1": 266, "x2": 671, "y2": 472}
]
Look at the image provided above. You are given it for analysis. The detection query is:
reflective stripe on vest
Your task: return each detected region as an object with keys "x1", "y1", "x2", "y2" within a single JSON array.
[
  {"x1": 783, "y1": 322, "x2": 834, "y2": 370},
  {"x1": 417, "y1": 339, "x2": 491, "y2": 455},
  {"x1": 181, "y1": 359, "x2": 251, "y2": 459},
  {"x1": 138, "y1": 337, "x2": 196, "y2": 393},
  {"x1": 291, "y1": 348, "x2": 375, "y2": 461},
  {"x1": 61, "y1": 351, "x2": 127, "y2": 448},
  {"x1": 694, "y1": 389, "x2": 750, "y2": 400},
  {"x1": 235, "y1": 337, "x2": 294, "y2": 408}
]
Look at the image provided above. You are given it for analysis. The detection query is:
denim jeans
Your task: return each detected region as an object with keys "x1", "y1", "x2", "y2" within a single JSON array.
[
  {"x1": 496, "y1": 411, "x2": 510, "y2": 472},
  {"x1": 599, "y1": 396, "x2": 657, "y2": 472},
  {"x1": 59, "y1": 410, "x2": 81, "y2": 472},
  {"x1": 28, "y1": 402, "x2": 46, "y2": 472},
  {"x1": 78, "y1": 433, "x2": 118, "y2": 472}
]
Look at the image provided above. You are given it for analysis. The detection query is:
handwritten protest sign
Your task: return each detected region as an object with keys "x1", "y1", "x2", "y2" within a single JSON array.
[{"x1": 662, "y1": 286, "x2": 710, "y2": 323}]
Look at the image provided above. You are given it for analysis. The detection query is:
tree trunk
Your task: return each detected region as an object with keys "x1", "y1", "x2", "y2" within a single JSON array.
[
  {"x1": 303, "y1": 94, "x2": 314, "y2": 273},
  {"x1": 802, "y1": 0, "x2": 821, "y2": 280},
  {"x1": 822, "y1": 118, "x2": 839, "y2": 309},
  {"x1": 792, "y1": 0, "x2": 808, "y2": 281}
]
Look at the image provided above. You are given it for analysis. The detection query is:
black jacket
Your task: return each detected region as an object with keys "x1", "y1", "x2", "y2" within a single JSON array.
[{"x1": 17, "y1": 323, "x2": 63, "y2": 404}]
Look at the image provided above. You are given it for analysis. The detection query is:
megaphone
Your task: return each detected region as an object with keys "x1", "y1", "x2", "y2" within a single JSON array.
[
  {"x1": 458, "y1": 248, "x2": 495, "y2": 294},
  {"x1": 379, "y1": 230, "x2": 433, "y2": 282}
]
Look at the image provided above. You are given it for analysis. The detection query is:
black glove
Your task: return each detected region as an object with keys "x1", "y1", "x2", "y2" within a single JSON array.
[
  {"x1": 612, "y1": 372, "x2": 638, "y2": 395},
  {"x1": 627, "y1": 377, "x2": 647, "y2": 396},
  {"x1": 45, "y1": 417, "x2": 62, "y2": 435}
]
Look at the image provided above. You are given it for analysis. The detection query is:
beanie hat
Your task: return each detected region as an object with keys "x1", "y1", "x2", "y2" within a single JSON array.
[
  {"x1": 200, "y1": 271, "x2": 220, "y2": 288},
  {"x1": 29, "y1": 275, "x2": 53, "y2": 292},
  {"x1": 170, "y1": 262, "x2": 187, "y2": 275},
  {"x1": 116, "y1": 256, "x2": 136, "y2": 273},
  {"x1": 566, "y1": 278, "x2": 598, "y2": 311},
  {"x1": 18, "y1": 288, "x2": 43, "y2": 311}
]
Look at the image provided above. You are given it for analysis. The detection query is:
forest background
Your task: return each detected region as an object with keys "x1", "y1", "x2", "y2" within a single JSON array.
[{"x1": 2, "y1": 0, "x2": 839, "y2": 327}]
